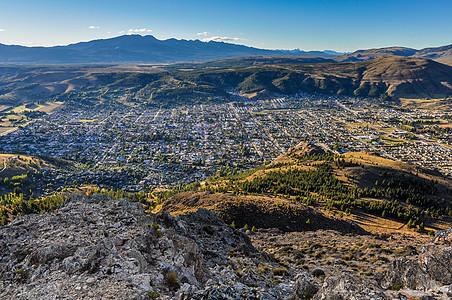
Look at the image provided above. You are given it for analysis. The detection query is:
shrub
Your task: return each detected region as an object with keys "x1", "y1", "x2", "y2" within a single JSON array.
[
  {"x1": 311, "y1": 268, "x2": 325, "y2": 277},
  {"x1": 272, "y1": 267, "x2": 287, "y2": 276},
  {"x1": 146, "y1": 290, "x2": 160, "y2": 299},
  {"x1": 258, "y1": 264, "x2": 270, "y2": 275},
  {"x1": 166, "y1": 271, "x2": 179, "y2": 289},
  {"x1": 227, "y1": 250, "x2": 237, "y2": 257},
  {"x1": 391, "y1": 284, "x2": 404, "y2": 291},
  {"x1": 152, "y1": 222, "x2": 159, "y2": 231},
  {"x1": 203, "y1": 225, "x2": 215, "y2": 235},
  {"x1": 314, "y1": 251, "x2": 324, "y2": 259}
]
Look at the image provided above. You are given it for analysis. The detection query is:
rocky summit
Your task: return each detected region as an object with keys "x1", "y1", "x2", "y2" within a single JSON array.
[{"x1": 0, "y1": 195, "x2": 451, "y2": 299}]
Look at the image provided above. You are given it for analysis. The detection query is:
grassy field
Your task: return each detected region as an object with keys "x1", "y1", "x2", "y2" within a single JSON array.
[
  {"x1": 0, "y1": 101, "x2": 64, "y2": 134},
  {"x1": 0, "y1": 154, "x2": 45, "y2": 178},
  {"x1": 73, "y1": 119, "x2": 98, "y2": 123},
  {"x1": 0, "y1": 115, "x2": 22, "y2": 127},
  {"x1": 400, "y1": 97, "x2": 452, "y2": 110},
  {"x1": 9, "y1": 101, "x2": 63, "y2": 114},
  {"x1": 339, "y1": 209, "x2": 449, "y2": 235}
]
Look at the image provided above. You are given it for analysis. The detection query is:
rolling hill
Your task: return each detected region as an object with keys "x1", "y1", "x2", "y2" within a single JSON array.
[
  {"x1": 143, "y1": 56, "x2": 452, "y2": 102},
  {"x1": 163, "y1": 56, "x2": 335, "y2": 70},
  {"x1": 159, "y1": 142, "x2": 452, "y2": 235},
  {"x1": 414, "y1": 44, "x2": 452, "y2": 64},
  {"x1": 335, "y1": 44, "x2": 452, "y2": 65},
  {"x1": 334, "y1": 47, "x2": 417, "y2": 62},
  {"x1": 0, "y1": 56, "x2": 451, "y2": 107}
]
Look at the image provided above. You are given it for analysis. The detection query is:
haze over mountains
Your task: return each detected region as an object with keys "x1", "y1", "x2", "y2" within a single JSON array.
[
  {"x1": 0, "y1": 35, "x2": 341, "y2": 64},
  {"x1": 0, "y1": 34, "x2": 451, "y2": 66}
]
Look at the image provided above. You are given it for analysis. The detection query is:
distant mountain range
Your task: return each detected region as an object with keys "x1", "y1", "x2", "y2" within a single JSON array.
[
  {"x1": 334, "y1": 44, "x2": 452, "y2": 64},
  {"x1": 0, "y1": 35, "x2": 342, "y2": 64},
  {"x1": 0, "y1": 36, "x2": 451, "y2": 105},
  {"x1": 1, "y1": 35, "x2": 450, "y2": 66}
]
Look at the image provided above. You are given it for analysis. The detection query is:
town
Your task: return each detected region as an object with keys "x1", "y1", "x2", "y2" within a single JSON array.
[{"x1": 1, "y1": 94, "x2": 451, "y2": 195}]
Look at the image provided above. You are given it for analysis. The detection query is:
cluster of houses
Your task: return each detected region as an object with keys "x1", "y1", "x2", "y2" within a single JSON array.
[{"x1": 0, "y1": 94, "x2": 450, "y2": 194}]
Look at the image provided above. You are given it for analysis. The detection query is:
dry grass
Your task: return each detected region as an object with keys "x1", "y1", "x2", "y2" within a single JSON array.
[
  {"x1": 0, "y1": 154, "x2": 53, "y2": 178},
  {"x1": 166, "y1": 271, "x2": 179, "y2": 288},
  {"x1": 272, "y1": 267, "x2": 288, "y2": 276},
  {"x1": 400, "y1": 98, "x2": 452, "y2": 110},
  {"x1": 10, "y1": 101, "x2": 63, "y2": 114},
  {"x1": 0, "y1": 105, "x2": 12, "y2": 112},
  {"x1": 0, "y1": 102, "x2": 63, "y2": 134},
  {"x1": 0, "y1": 127, "x2": 17, "y2": 136},
  {"x1": 251, "y1": 229, "x2": 428, "y2": 280}
]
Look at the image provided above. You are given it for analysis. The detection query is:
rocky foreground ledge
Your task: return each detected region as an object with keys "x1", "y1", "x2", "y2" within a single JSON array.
[{"x1": 0, "y1": 195, "x2": 451, "y2": 299}]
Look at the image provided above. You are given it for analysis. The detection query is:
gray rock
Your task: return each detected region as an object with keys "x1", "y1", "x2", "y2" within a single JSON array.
[
  {"x1": 294, "y1": 274, "x2": 319, "y2": 299},
  {"x1": 313, "y1": 273, "x2": 389, "y2": 300},
  {"x1": 0, "y1": 195, "x2": 301, "y2": 299},
  {"x1": 433, "y1": 229, "x2": 452, "y2": 246},
  {"x1": 26, "y1": 244, "x2": 73, "y2": 266},
  {"x1": 397, "y1": 289, "x2": 436, "y2": 300},
  {"x1": 382, "y1": 229, "x2": 452, "y2": 292},
  {"x1": 436, "y1": 284, "x2": 452, "y2": 297},
  {"x1": 86, "y1": 277, "x2": 96, "y2": 284},
  {"x1": 4, "y1": 194, "x2": 449, "y2": 300}
]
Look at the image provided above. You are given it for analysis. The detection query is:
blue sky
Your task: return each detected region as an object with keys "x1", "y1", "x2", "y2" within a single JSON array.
[{"x1": 0, "y1": 0, "x2": 450, "y2": 52}]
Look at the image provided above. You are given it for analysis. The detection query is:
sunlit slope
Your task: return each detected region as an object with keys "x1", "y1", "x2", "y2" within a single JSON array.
[
  {"x1": 160, "y1": 143, "x2": 452, "y2": 234},
  {"x1": 1, "y1": 56, "x2": 451, "y2": 107}
]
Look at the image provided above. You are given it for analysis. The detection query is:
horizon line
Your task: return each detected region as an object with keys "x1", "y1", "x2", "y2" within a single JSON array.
[{"x1": 3, "y1": 34, "x2": 447, "y2": 54}]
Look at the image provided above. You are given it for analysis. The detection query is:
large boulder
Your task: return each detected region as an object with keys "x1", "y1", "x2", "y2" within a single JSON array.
[
  {"x1": 293, "y1": 274, "x2": 319, "y2": 299},
  {"x1": 382, "y1": 229, "x2": 452, "y2": 293},
  {"x1": 313, "y1": 273, "x2": 389, "y2": 300}
]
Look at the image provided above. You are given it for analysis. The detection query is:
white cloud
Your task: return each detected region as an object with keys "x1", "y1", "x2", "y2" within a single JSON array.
[
  {"x1": 0, "y1": 29, "x2": 5, "y2": 32},
  {"x1": 202, "y1": 36, "x2": 247, "y2": 43},
  {"x1": 197, "y1": 32, "x2": 209, "y2": 36},
  {"x1": 127, "y1": 28, "x2": 152, "y2": 33},
  {"x1": 89, "y1": 26, "x2": 100, "y2": 29}
]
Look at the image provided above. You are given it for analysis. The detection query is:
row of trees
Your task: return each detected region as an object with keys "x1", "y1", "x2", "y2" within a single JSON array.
[
  {"x1": 0, "y1": 193, "x2": 67, "y2": 226},
  {"x1": 229, "y1": 159, "x2": 450, "y2": 225}
]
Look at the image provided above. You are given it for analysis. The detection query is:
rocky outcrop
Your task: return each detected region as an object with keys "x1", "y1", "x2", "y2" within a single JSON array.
[
  {"x1": 382, "y1": 229, "x2": 452, "y2": 299},
  {"x1": 0, "y1": 194, "x2": 451, "y2": 299},
  {"x1": 0, "y1": 194, "x2": 302, "y2": 299},
  {"x1": 313, "y1": 273, "x2": 389, "y2": 300},
  {"x1": 293, "y1": 274, "x2": 320, "y2": 299}
]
